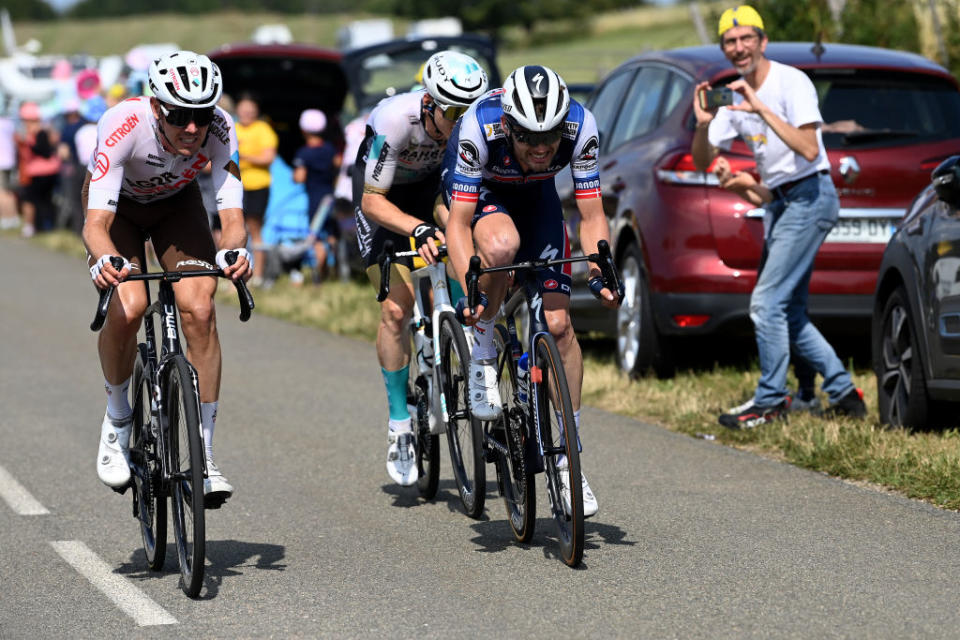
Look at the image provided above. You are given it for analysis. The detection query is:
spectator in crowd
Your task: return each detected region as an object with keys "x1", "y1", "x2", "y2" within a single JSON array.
[
  {"x1": 16, "y1": 101, "x2": 61, "y2": 237},
  {"x1": 0, "y1": 103, "x2": 18, "y2": 231},
  {"x1": 691, "y1": 5, "x2": 866, "y2": 428},
  {"x1": 292, "y1": 108, "x2": 341, "y2": 283},
  {"x1": 234, "y1": 94, "x2": 277, "y2": 287},
  {"x1": 104, "y1": 83, "x2": 127, "y2": 108},
  {"x1": 73, "y1": 96, "x2": 106, "y2": 175},
  {"x1": 57, "y1": 99, "x2": 86, "y2": 232}
]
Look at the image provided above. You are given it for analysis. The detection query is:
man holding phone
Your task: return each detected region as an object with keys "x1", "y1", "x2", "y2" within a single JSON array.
[{"x1": 690, "y1": 5, "x2": 866, "y2": 428}]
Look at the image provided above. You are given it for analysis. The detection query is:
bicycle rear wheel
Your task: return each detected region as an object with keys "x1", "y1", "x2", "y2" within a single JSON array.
[
  {"x1": 438, "y1": 311, "x2": 486, "y2": 518},
  {"x1": 408, "y1": 341, "x2": 439, "y2": 500},
  {"x1": 534, "y1": 333, "x2": 584, "y2": 567},
  {"x1": 165, "y1": 355, "x2": 206, "y2": 597},
  {"x1": 493, "y1": 324, "x2": 535, "y2": 542},
  {"x1": 131, "y1": 346, "x2": 166, "y2": 571}
]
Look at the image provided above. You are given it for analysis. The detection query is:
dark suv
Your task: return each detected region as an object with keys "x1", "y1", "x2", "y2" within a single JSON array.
[{"x1": 557, "y1": 43, "x2": 960, "y2": 377}]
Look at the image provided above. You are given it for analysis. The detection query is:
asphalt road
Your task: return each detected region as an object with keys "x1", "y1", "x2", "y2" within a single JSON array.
[{"x1": 2, "y1": 233, "x2": 960, "y2": 639}]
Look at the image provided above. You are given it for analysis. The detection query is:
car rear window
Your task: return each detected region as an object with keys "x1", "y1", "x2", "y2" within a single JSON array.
[{"x1": 811, "y1": 69, "x2": 960, "y2": 149}]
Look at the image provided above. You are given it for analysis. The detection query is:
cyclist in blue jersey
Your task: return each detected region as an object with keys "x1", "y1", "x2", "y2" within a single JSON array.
[
  {"x1": 443, "y1": 65, "x2": 621, "y2": 518},
  {"x1": 353, "y1": 51, "x2": 488, "y2": 487}
]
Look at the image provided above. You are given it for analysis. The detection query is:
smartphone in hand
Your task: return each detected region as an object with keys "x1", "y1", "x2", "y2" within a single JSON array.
[{"x1": 699, "y1": 87, "x2": 734, "y2": 110}]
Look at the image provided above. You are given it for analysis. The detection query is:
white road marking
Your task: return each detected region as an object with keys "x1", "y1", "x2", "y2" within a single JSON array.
[
  {"x1": 50, "y1": 541, "x2": 178, "y2": 626},
  {"x1": 0, "y1": 463, "x2": 49, "y2": 515}
]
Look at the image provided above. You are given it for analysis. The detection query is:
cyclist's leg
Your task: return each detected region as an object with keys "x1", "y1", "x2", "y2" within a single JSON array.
[{"x1": 82, "y1": 173, "x2": 149, "y2": 486}]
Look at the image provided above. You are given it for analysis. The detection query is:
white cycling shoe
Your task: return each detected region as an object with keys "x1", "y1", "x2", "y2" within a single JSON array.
[
  {"x1": 469, "y1": 358, "x2": 502, "y2": 421},
  {"x1": 557, "y1": 460, "x2": 599, "y2": 519},
  {"x1": 97, "y1": 411, "x2": 132, "y2": 488},
  {"x1": 386, "y1": 430, "x2": 418, "y2": 486},
  {"x1": 203, "y1": 458, "x2": 233, "y2": 508}
]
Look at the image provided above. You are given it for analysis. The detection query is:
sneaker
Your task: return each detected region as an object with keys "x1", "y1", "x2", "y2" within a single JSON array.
[
  {"x1": 824, "y1": 387, "x2": 867, "y2": 418},
  {"x1": 20, "y1": 223, "x2": 35, "y2": 239},
  {"x1": 790, "y1": 390, "x2": 820, "y2": 413},
  {"x1": 203, "y1": 458, "x2": 234, "y2": 504},
  {"x1": 556, "y1": 460, "x2": 599, "y2": 518},
  {"x1": 97, "y1": 411, "x2": 132, "y2": 488},
  {"x1": 469, "y1": 358, "x2": 502, "y2": 420},
  {"x1": 386, "y1": 430, "x2": 418, "y2": 486},
  {"x1": 718, "y1": 397, "x2": 790, "y2": 430}
]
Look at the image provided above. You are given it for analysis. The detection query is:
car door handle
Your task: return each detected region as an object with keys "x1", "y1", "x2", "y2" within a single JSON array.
[{"x1": 603, "y1": 160, "x2": 617, "y2": 171}]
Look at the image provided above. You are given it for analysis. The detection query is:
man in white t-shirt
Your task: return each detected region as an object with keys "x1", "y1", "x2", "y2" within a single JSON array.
[{"x1": 691, "y1": 5, "x2": 866, "y2": 428}]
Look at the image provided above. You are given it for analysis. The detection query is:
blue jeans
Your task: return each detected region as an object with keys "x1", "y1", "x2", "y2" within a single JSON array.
[{"x1": 750, "y1": 173, "x2": 855, "y2": 406}]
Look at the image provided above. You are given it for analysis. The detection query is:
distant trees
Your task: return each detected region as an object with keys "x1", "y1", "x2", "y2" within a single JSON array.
[{"x1": 4, "y1": 0, "x2": 57, "y2": 20}]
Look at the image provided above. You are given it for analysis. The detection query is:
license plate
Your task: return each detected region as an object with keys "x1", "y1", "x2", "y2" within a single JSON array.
[{"x1": 825, "y1": 217, "x2": 896, "y2": 243}]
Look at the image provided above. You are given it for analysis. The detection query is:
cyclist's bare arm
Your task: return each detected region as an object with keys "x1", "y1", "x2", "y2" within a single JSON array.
[
  {"x1": 577, "y1": 196, "x2": 619, "y2": 308},
  {"x1": 217, "y1": 207, "x2": 252, "y2": 281},
  {"x1": 82, "y1": 208, "x2": 130, "y2": 288},
  {"x1": 361, "y1": 189, "x2": 445, "y2": 264}
]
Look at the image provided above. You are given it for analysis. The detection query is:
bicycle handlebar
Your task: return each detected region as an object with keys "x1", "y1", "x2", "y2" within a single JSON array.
[
  {"x1": 90, "y1": 251, "x2": 255, "y2": 331},
  {"x1": 465, "y1": 239, "x2": 623, "y2": 310},
  {"x1": 375, "y1": 239, "x2": 448, "y2": 302}
]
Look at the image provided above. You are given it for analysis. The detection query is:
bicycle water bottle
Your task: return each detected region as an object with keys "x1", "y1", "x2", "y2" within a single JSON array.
[
  {"x1": 414, "y1": 322, "x2": 433, "y2": 375},
  {"x1": 517, "y1": 351, "x2": 530, "y2": 404}
]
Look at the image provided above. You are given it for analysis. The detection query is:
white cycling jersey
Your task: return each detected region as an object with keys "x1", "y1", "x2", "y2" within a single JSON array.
[
  {"x1": 85, "y1": 97, "x2": 243, "y2": 213},
  {"x1": 362, "y1": 90, "x2": 447, "y2": 193}
]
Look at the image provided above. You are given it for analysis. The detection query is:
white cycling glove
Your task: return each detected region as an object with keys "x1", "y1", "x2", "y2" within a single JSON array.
[
  {"x1": 215, "y1": 248, "x2": 253, "y2": 270},
  {"x1": 89, "y1": 254, "x2": 131, "y2": 282}
]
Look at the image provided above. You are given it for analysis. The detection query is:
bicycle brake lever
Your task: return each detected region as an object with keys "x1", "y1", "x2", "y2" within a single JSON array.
[
  {"x1": 90, "y1": 256, "x2": 128, "y2": 332},
  {"x1": 224, "y1": 250, "x2": 255, "y2": 322},
  {"x1": 596, "y1": 240, "x2": 624, "y2": 307},
  {"x1": 466, "y1": 255, "x2": 482, "y2": 315}
]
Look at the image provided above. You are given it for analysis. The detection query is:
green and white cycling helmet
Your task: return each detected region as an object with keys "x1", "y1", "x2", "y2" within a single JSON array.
[
  {"x1": 421, "y1": 50, "x2": 488, "y2": 108},
  {"x1": 148, "y1": 50, "x2": 222, "y2": 109}
]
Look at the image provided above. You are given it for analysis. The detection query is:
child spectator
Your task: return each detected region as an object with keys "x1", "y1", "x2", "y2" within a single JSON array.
[{"x1": 292, "y1": 108, "x2": 341, "y2": 282}]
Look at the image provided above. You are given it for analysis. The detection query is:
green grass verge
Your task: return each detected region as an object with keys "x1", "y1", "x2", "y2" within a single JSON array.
[{"x1": 21, "y1": 228, "x2": 960, "y2": 511}]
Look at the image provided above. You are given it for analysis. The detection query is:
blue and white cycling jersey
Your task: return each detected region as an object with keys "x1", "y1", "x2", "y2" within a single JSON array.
[{"x1": 447, "y1": 88, "x2": 601, "y2": 207}]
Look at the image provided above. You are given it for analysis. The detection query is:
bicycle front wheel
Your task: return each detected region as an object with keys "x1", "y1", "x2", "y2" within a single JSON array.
[
  {"x1": 534, "y1": 333, "x2": 584, "y2": 568},
  {"x1": 407, "y1": 342, "x2": 439, "y2": 500},
  {"x1": 131, "y1": 345, "x2": 166, "y2": 571},
  {"x1": 493, "y1": 324, "x2": 535, "y2": 542},
  {"x1": 439, "y1": 311, "x2": 486, "y2": 518},
  {"x1": 165, "y1": 356, "x2": 206, "y2": 597}
]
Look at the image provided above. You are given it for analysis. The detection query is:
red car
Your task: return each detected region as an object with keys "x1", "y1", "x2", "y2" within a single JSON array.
[{"x1": 557, "y1": 42, "x2": 960, "y2": 377}]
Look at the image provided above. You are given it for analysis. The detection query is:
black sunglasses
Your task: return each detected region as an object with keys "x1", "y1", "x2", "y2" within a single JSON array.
[
  {"x1": 159, "y1": 103, "x2": 215, "y2": 128},
  {"x1": 509, "y1": 123, "x2": 563, "y2": 146}
]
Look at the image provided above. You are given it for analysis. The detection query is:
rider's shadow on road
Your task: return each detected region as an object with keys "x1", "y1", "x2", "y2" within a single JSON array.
[
  {"x1": 117, "y1": 539, "x2": 286, "y2": 599},
  {"x1": 381, "y1": 480, "x2": 493, "y2": 520},
  {"x1": 466, "y1": 518, "x2": 635, "y2": 568}
]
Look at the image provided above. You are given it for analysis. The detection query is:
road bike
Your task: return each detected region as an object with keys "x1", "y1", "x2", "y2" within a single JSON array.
[
  {"x1": 377, "y1": 240, "x2": 485, "y2": 517},
  {"x1": 90, "y1": 253, "x2": 253, "y2": 598},
  {"x1": 462, "y1": 240, "x2": 621, "y2": 567}
]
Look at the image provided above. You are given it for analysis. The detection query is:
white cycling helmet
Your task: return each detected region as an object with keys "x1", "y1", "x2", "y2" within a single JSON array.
[
  {"x1": 148, "y1": 50, "x2": 222, "y2": 108},
  {"x1": 501, "y1": 65, "x2": 569, "y2": 132},
  {"x1": 421, "y1": 50, "x2": 488, "y2": 107}
]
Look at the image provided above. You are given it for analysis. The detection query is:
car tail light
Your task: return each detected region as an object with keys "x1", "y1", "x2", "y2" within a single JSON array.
[
  {"x1": 921, "y1": 156, "x2": 951, "y2": 171},
  {"x1": 672, "y1": 314, "x2": 711, "y2": 328},
  {"x1": 656, "y1": 151, "x2": 757, "y2": 186}
]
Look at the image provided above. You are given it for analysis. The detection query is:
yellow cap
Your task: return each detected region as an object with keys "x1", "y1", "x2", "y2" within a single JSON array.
[{"x1": 718, "y1": 5, "x2": 764, "y2": 36}]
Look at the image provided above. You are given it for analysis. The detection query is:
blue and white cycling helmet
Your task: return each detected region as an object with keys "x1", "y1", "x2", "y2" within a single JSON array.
[
  {"x1": 421, "y1": 50, "x2": 488, "y2": 108},
  {"x1": 148, "y1": 50, "x2": 222, "y2": 108},
  {"x1": 501, "y1": 65, "x2": 569, "y2": 132}
]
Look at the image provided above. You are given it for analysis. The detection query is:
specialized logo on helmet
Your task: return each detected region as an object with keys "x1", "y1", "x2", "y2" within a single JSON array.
[{"x1": 532, "y1": 73, "x2": 544, "y2": 94}]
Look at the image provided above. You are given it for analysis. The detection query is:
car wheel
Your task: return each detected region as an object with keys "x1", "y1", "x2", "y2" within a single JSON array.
[
  {"x1": 875, "y1": 286, "x2": 928, "y2": 428},
  {"x1": 616, "y1": 243, "x2": 673, "y2": 378}
]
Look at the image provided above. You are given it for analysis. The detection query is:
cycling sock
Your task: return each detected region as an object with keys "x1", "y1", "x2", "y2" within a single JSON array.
[
  {"x1": 556, "y1": 409, "x2": 583, "y2": 468},
  {"x1": 382, "y1": 366, "x2": 411, "y2": 422},
  {"x1": 105, "y1": 377, "x2": 132, "y2": 420},
  {"x1": 471, "y1": 316, "x2": 497, "y2": 361},
  {"x1": 201, "y1": 401, "x2": 218, "y2": 460}
]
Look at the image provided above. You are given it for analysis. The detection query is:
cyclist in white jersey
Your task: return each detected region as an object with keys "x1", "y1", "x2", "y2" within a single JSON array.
[
  {"x1": 352, "y1": 50, "x2": 488, "y2": 486},
  {"x1": 81, "y1": 51, "x2": 249, "y2": 503}
]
